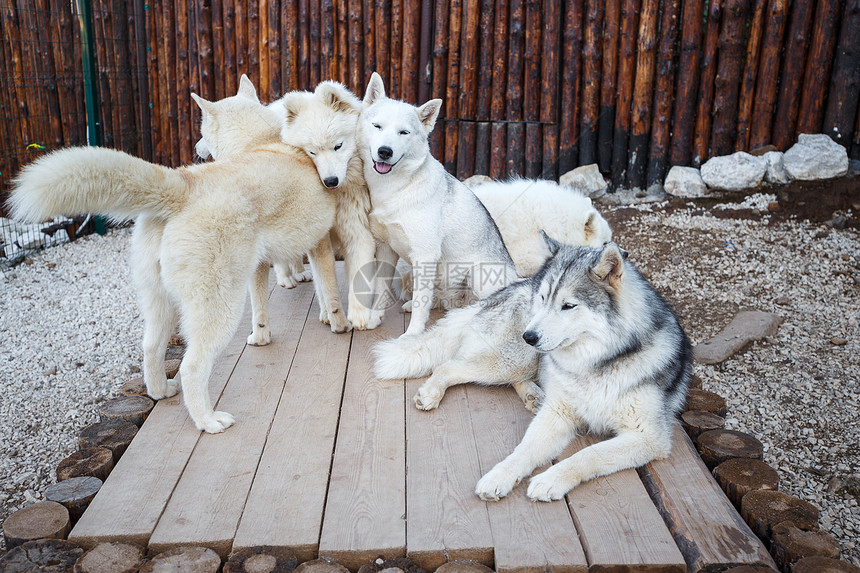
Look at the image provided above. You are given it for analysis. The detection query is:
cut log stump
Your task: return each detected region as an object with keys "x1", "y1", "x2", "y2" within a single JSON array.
[
  {"x1": 793, "y1": 556, "x2": 860, "y2": 573},
  {"x1": 223, "y1": 546, "x2": 298, "y2": 573},
  {"x1": 56, "y1": 447, "x2": 114, "y2": 482},
  {"x1": 73, "y1": 542, "x2": 145, "y2": 573},
  {"x1": 45, "y1": 476, "x2": 103, "y2": 523},
  {"x1": 713, "y1": 457, "x2": 779, "y2": 508},
  {"x1": 98, "y1": 395, "x2": 155, "y2": 428},
  {"x1": 357, "y1": 557, "x2": 425, "y2": 573},
  {"x1": 78, "y1": 419, "x2": 138, "y2": 463},
  {"x1": 119, "y1": 377, "x2": 147, "y2": 397},
  {"x1": 697, "y1": 429, "x2": 764, "y2": 469},
  {"x1": 689, "y1": 374, "x2": 703, "y2": 389},
  {"x1": 681, "y1": 410, "x2": 725, "y2": 443},
  {"x1": 2, "y1": 501, "x2": 71, "y2": 549},
  {"x1": 686, "y1": 388, "x2": 728, "y2": 417},
  {"x1": 770, "y1": 521, "x2": 841, "y2": 572},
  {"x1": 294, "y1": 559, "x2": 350, "y2": 573},
  {"x1": 741, "y1": 490, "x2": 820, "y2": 542},
  {"x1": 0, "y1": 539, "x2": 84, "y2": 572},
  {"x1": 165, "y1": 358, "x2": 181, "y2": 379},
  {"x1": 436, "y1": 561, "x2": 496, "y2": 573},
  {"x1": 138, "y1": 546, "x2": 222, "y2": 573},
  {"x1": 722, "y1": 567, "x2": 780, "y2": 573}
]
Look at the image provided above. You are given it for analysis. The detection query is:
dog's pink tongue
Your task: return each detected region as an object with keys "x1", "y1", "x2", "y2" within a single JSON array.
[{"x1": 375, "y1": 161, "x2": 392, "y2": 174}]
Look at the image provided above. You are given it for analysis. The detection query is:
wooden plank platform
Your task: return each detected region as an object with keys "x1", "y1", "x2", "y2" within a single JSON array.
[{"x1": 68, "y1": 267, "x2": 777, "y2": 572}]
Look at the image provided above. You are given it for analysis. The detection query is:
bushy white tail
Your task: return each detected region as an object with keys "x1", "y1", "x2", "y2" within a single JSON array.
[
  {"x1": 8, "y1": 147, "x2": 187, "y2": 223},
  {"x1": 373, "y1": 305, "x2": 480, "y2": 379}
]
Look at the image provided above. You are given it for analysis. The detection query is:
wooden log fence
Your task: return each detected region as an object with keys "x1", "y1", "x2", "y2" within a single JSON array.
[{"x1": 3, "y1": 0, "x2": 860, "y2": 214}]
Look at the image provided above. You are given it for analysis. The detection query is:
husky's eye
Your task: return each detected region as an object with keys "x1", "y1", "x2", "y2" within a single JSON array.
[
  {"x1": 399, "y1": 130, "x2": 410, "y2": 135},
  {"x1": 373, "y1": 123, "x2": 382, "y2": 130},
  {"x1": 334, "y1": 142, "x2": 342, "y2": 151},
  {"x1": 561, "y1": 302, "x2": 577, "y2": 310}
]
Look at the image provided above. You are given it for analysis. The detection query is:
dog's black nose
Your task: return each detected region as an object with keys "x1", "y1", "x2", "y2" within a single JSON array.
[
  {"x1": 323, "y1": 176, "x2": 339, "y2": 188},
  {"x1": 522, "y1": 330, "x2": 539, "y2": 346},
  {"x1": 377, "y1": 146, "x2": 393, "y2": 160}
]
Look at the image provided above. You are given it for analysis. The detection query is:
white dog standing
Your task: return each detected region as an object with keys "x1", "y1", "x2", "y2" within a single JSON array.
[{"x1": 358, "y1": 72, "x2": 517, "y2": 335}]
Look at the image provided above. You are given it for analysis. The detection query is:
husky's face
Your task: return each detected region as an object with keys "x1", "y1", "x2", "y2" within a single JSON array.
[
  {"x1": 523, "y1": 235, "x2": 626, "y2": 353},
  {"x1": 359, "y1": 72, "x2": 442, "y2": 176},
  {"x1": 280, "y1": 81, "x2": 362, "y2": 190},
  {"x1": 191, "y1": 75, "x2": 283, "y2": 161}
]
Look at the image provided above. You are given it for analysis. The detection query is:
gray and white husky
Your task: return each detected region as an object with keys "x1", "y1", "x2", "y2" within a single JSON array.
[
  {"x1": 375, "y1": 233, "x2": 692, "y2": 501},
  {"x1": 358, "y1": 72, "x2": 517, "y2": 335}
]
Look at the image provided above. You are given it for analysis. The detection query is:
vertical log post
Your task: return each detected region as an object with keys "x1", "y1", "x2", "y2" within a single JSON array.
[
  {"x1": 489, "y1": 0, "x2": 509, "y2": 178},
  {"x1": 748, "y1": 0, "x2": 788, "y2": 150},
  {"x1": 822, "y1": 0, "x2": 860, "y2": 147},
  {"x1": 646, "y1": 0, "x2": 681, "y2": 187},
  {"x1": 579, "y1": 0, "x2": 603, "y2": 167},
  {"x1": 734, "y1": 0, "x2": 768, "y2": 151},
  {"x1": 540, "y1": 0, "x2": 560, "y2": 179},
  {"x1": 444, "y1": 0, "x2": 463, "y2": 173},
  {"x1": 670, "y1": 0, "x2": 705, "y2": 166},
  {"x1": 598, "y1": 0, "x2": 620, "y2": 173},
  {"x1": 559, "y1": 0, "x2": 585, "y2": 175},
  {"x1": 523, "y1": 0, "x2": 542, "y2": 179},
  {"x1": 610, "y1": 0, "x2": 640, "y2": 187},
  {"x1": 627, "y1": 0, "x2": 659, "y2": 188},
  {"x1": 710, "y1": 0, "x2": 749, "y2": 157},
  {"x1": 429, "y1": 0, "x2": 449, "y2": 160},
  {"x1": 692, "y1": 0, "x2": 722, "y2": 166},
  {"x1": 796, "y1": 0, "x2": 842, "y2": 137},
  {"x1": 457, "y1": 0, "x2": 480, "y2": 178}
]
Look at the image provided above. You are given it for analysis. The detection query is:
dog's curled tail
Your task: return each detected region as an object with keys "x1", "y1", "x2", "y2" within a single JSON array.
[
  {"x1": 373, "y1": 305, "x2": 479, "y2": 380},
  {"x1": 8, "y1": 146, "x2": 188, "y2": 223}
]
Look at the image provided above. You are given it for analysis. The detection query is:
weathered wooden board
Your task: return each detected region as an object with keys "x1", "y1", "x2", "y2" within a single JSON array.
[
  {"x1": 405, "y1": 383, "x2": 493, "y2": 571},
  {"x1": 317, "y1": 304, "x2": 406, "y2": 570},
  {"x1": 564, "y1": 435, "x2": 686, "y2": 572},
  {"x1": 638, "y1": 427, "x2": 777, "y2": 572},
  {"x1": 467, "y1": 385, "x2": 588, "y2": 573},
  {"x1": 147, "y1": 283, "x2": 315, "y2": 558}
]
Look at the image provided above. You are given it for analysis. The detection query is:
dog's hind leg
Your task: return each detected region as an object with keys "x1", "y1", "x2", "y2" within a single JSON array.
[
  {"x1": 247, "y1": 261, "x2": 272, "y2": 346},
  {"x1": 308, "y1": 236, "x2": 351, "y2": 333},
  {"x1": 131, "y1": 216, "x2": 178, "y2": 400}
]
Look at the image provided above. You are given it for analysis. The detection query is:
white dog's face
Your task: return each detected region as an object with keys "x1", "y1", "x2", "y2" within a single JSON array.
[
  {"x1": 359, "y1": 72, "x2": 442, "y2": 176},
  {"x1": 280, "y1": 81, "x2": 362, "y2": 190}
]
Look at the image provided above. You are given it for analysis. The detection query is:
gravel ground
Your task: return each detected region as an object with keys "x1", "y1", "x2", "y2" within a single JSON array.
[{"x1": 1, "y1": 192, "x2": 858, "y2": 564}]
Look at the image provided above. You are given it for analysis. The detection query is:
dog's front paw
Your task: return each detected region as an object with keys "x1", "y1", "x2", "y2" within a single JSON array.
[
  {"x1": 147, "y1": 377, "x2": 179, "y2": 400},
  {"x1": 401, "y1": 299, "x2": 413, "y2": 312},
  {"x1": 527, "y1": 466, "x2": 579, "y2": 502},
  {"x1": 348, "y1": 306, "x2": 373, "y2": 331},
  {"x1": 276, "y1": 271, "x2": 299, "y2": 289},
  {"x1": 522, "y1": 387, "x2": 545, "y2": 413},
  {"x1": 328, "y1": 310, "x2": 352, "y2": 334},
  {"x1": 247, "y1": 326, "x2": 272, "y2": 346},
  {"x1": 475, "y1": 464, "x2": 520, "y2": 501},
  {"x1": 366, "y1": 310, "x2": 385, "y2": 330},
  {"x1": 295, "y1": 269, "x2": 313, "y2": 283},
  {"x1": 195, "y1": 410, "x2": 236, "y2": 434},
  {"x1": 413, "y1": 384, "x2": 444, "y2": 410}
]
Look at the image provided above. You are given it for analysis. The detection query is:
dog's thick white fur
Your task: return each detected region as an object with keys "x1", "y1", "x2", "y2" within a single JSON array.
[
  {"x1": 9, "y1": 99, "x2": 340, "y2": 433},
  {"x1": 376, "y1": 234, "x2": 692, "y2": 501},
  {"x1": 358, "y1": 72, "x2": 517, "y2": 335},
  {"x1": 278, "y1": 82, "x2": 381, "y2": 330},
  {"x1": 470, "y1": 178, "x2": 613, "y2": 276}
]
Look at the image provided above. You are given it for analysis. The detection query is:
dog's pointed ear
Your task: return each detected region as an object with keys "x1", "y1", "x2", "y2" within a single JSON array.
[
  {"x1": 363, "y1": 72, "x2": 386, "y2": 106},
  {"x1": 280, "y1": 92, "x2": 304, "y2": 126},
  {"x1": 592, "y1": 243, "x2": 625, "y2": 291},
  {"x1": 316, "y1": 81, "x2": 361, "y2": 114},
  {"x1": 191, "y1": 93, "x2": 216, "y2": 116},
  {"x1": 237, "y1": 74, "x2": 260, "y2": 102},
  {"x1": 540, "y1": 230, "x2": 563, "y2": 256},
  {"x1": 417, "y1": 99, "x2": 442, "y2": 133}
]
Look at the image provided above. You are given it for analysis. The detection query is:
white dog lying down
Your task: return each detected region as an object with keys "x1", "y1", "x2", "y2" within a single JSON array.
[
  {"x1": 395, "y1": 177, "x2": 613, "y2": 307},
  {"x1": 376, "y1": 234, "x2": 692, "y2": 501}
]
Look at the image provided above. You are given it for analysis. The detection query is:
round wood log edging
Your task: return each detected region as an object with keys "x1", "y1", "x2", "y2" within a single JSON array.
[
  {"x1": 2, "y1": 501, "x2": 71, "y2": 549},
  {"x1": 56, "y1": 447, "x2": 114, "y2": 482},
  {"x1": 741, "y1": 490, "x2": 820, "y2": 541},
  {"x1": 78, "y1": 419, "x2": 138, "y2": 463},
  {"x1": 435, "y1": 561, "x2": 496, "y2": 573},
  {"x1": 120, "y1": 377, "x2": 148, "y2": 397},
  {"x1": 792, "y1": 556, "x2": 860, "y2": 573},
  {"x1": 685, "y1": 388, "x2": 728, "y2": 417},
  {"x1": 45, "y1": 476, "x2": 103, "y2": 523},
  {"x1": 223, "y1": 546, "x2": 298, "y2": 573},
  {"x1": 98, "y1": 395, "x2": 155, "y2": 428},
  {"x1": 681, "y1": 410, "x2": 725, "y2": 443},
  {"x1": 771, "y1": 521, "x2": 842, "y2": 571},
  {"x1": 72, "y1": 541, "x2": 146, "y2": 573},
  {"x1": 138, "y1": 546, "x2": 222, "y2": 573},
  {"x1": 713, "y1": 457, "x2": 779, "y2": 508},
  {"x1": 697, "y1": 429, "x2": 764, "y2": 469},
  {"x1": 293, "y1": 559, "x2": 351, "y2": 573},
  {"x1": 0, "y1": 538, "x2": 84, "y2": 571}
]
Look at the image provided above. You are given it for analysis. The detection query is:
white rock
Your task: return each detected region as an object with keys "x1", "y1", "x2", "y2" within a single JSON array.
[
  {"x1": 700, "y1": 151, "x2": 767, "y2": 191},
  {"x1": 784, "y1": 133, "x2": 849, "y2": 181},
  {"x1": 462, "y1": 174, "x2": 493, "y2": 188},
  {"x1": 559, "y1": 164, "x2": 608, "y2": 198},
  {"x1": 763, "y1": 151, "x2": 790, "y2": 185},
  {"x1": 663, "y1": 165, "x2": 708, "y2": 198}
]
